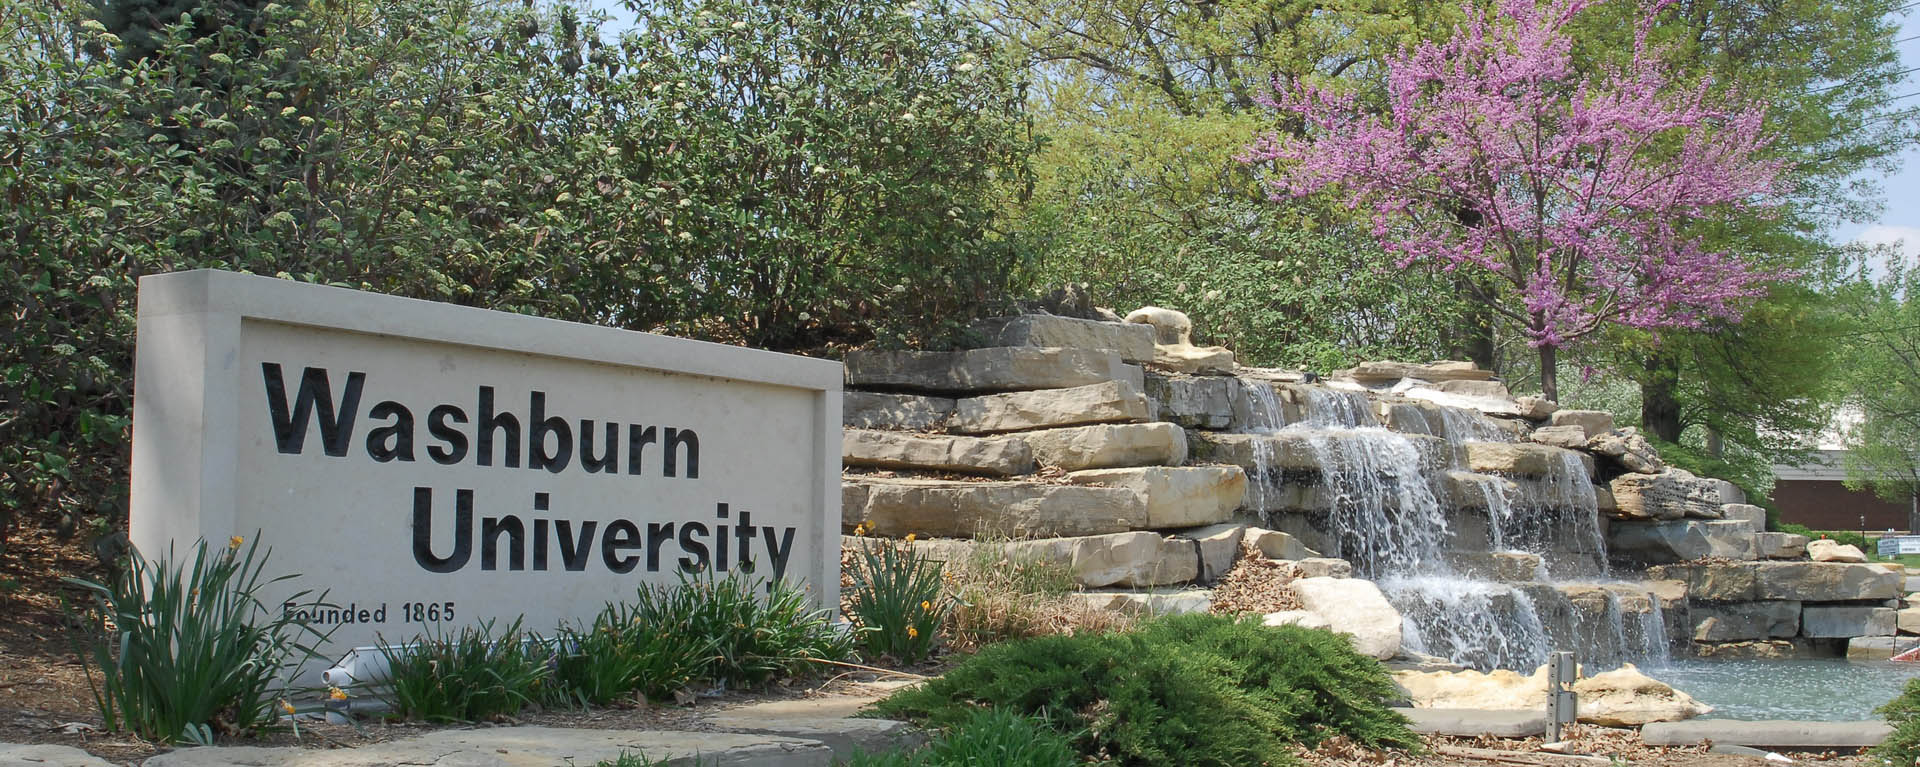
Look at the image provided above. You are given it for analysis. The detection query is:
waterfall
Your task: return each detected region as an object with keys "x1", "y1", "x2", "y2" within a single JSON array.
[
  {"x1": 1497, "y1": 451, "x2": 1606, "y2": 578},
  {"x1": 1302, "y1": 387, "x2": 1377, "y2": 428},
  {"x1": 1438, "y1": 406, "x2": 1514, "y2": 443},
  {"x1": 1237, "y1": 380, "x2": 1286, "y2": 515},
  {"x1": 1387, "y1": 576, "x2": 1552, "y2": 672},
  {"x1": 1300, "y1": 427, "x2": 1450, "y2": 577}
]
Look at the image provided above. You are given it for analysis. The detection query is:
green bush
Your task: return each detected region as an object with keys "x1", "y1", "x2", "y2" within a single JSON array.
[
  {"x1": 845, "y1": 539, "x2": 952, "y2": 664},
  {"x1": 1779, "y1": 524, "x2": 1871, "y2": 552},
  {"x1": 874, "y1": 614, "x2": 1415, "y2": 766},
  {"x1": 377, "y1": 618, "x2": 551, "y2": 723},
  {"x1": 550, "y1": 601, "x2": 715, "y2": 706},
  {"x1": 629, "y1": 569, "x2": 853, "y2": 690},
  {"x1": 66, "y1": 536, "x2": 330, "y2": 743},
  {"x1": 844, "y1": 707, "x2": 1078, "y2": 767},
  {"x1": 1875, "y1": 677, "x2": 1920, "y2": 764}
]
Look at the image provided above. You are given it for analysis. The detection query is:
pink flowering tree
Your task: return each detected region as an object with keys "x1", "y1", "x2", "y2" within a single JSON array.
[{"x1": 1240, "y1": 0, "x2": 1787, "y2": 401}]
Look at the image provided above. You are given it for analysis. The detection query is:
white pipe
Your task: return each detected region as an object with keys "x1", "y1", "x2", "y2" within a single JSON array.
[{"x1": 320, "y1": 644, "x2": 406, "y2": 690}]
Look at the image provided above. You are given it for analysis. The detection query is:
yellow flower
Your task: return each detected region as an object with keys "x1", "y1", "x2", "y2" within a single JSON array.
[
  {"x1": 921, "y1": 600, "x2": 932, "y2": 612},
  {"x1": 907, "y1": 626, "x2": 919, "y2": 639},
  {"x1": 904, "y1": 533, "x2": 916, "y2": 543},
  {"x1": 327, "y1": 686, "x2": 348, "y2": 701},
  {"x1": 228, "y1": 535, "x2": 244, "y2": 551},
  {"x1": 280, "y1": 699, "x2": 296, "y2": 714},
  {"x1": 852, "y1": 524, "x2": 867, "y2": 536}
]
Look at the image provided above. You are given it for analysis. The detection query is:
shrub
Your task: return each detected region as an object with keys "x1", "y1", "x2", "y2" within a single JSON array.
[
  {"x1": 1876, "y1": 677, "x2": 1920, "y2": 764},
  {"x1": 66, "y1": 536, "x2": 330, "y2": 743},
  {"x1": 844, "y1": 707, "x2": 1078, "y2": 767},
  {"x1": 874, "y1": 614, "x2": 1414, "y2": 766},
  {"x1": 628, "y1": 569, "x2": 852, "y2": 689},
  {"x1": 940, "y1": 543, "x2": 1134, "y2": 651},
  {"x1": 378, "y1": 618, "x2": 551, "y2": 723},
  {"x1": 550, "y1": 601, "x2": 715, "y2": 706},
  {"x1": 845, "y1": 538, "x2": 952, "y2": 664}
]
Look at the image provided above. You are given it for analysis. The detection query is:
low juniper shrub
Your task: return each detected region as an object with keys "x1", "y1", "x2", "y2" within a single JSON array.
[{"x1": 843, "y1": 706, "x2": 1079, "y2": 766}]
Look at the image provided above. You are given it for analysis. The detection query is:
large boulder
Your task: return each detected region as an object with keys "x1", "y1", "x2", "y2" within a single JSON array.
[
  {"x1": 1647, "y1": 562, "x2": 1758, "y2": 601},
  {"x1": 968, "y1": 314, "x2": 1156, "y2": 363},
  {"x1": 1066, "y1": 466, "x2": 1247, "y2": 529},
  {"x1": 1123, "y1": 306, "x2": 1235, "y2": 374},
  {"x1": 842, "y1": 430, "x2": 1033, "y2": 476},
  {"x1": 1174, "y1": 523, "x2": 1247, "y2": 583},
  {"x1": 844, "y1": 347, "x2": 1140, "y2": 394},
  {"x1": 843, "y1": 391, "x2": 955, "y2": 431},
  {"x1": 844, "y1": 477, "x2": 1146, "y2": 538},
  {"x1": 1808, "y1": 538, "x2": 1868, "y2": 563},
  {"x1": 1023, "y1": 422, "x2": 1188, "y2": 471},
  {"x1": 1573, "y1": 664, "x2": 1714, "y2": 727},
  {"x1": 1528, "y1": 425, "x2": 1588, "y2": 450},
  {"x1": 1550, "y1": 409, "x2": 1615, "y2": 436},
  {"x1": 1608, "y1": 470, "x2": 1724, "y2": 521},
  {"x1": 949, "y1": 380, "x2": 1151, "y2": 434},
  {"x1": 1720, "y1": 504, "x2": 1767, "y2": 528},
  {"x1": 1144, "y1": 374, "x2": 1237, "y2": 429},
  {"x1": 1753, "y1": 561, "x2": 1902, "y2": 601},
  {"x1": 1690, "y1": 601, "x2": 1800, "y2": 641},
  {"x1": 1291, "y1": 576, "x2": 1403, "y2": 659},
  {"x1": 1244, "y1": 527, "x2": 1321, "y2": 560},
  {"x1": 1756, "y1": 532, "x2": 1810, "y2": 559},
  {"x1": 1609, "y1": 520, "x2": 1716, "y2": 565},
  {"x1": 1801, "y1": 606, "x2": 1896, "y2": 638},
  {"x1": 1587, "y1": 427, "x2": 1666, "y2": 474}
]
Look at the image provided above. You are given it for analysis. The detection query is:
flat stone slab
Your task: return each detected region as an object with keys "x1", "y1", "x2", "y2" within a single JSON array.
[
  {"x1": 906, "y1": 531, "x2": 1198, "y2": 588},
  {"x1": 0, "y1": 744, "x2": 116, "y2": 767},
  {"x1": 1460, "y1": 442, "x2": 1594, "y2": 478},
  {"x1": 705, "y1": 696, "x2": 923, "y2": 761},
  {"x1": 844, "y1": 477, "x2": 1147, "y2": 539},
  {"x1": 1393, "y1": 708, "x2": 1548, "y2": 738},
  {"x1": 1023, "y1": 422, "x2": 1187, "y2": 471},
  {"x1": 1639, "y1": 720, "x2": 1890, "y2": 750},
  {"x1": 844, "y1": 347, "x2": 1139, "y2": 394},
  {"x1": 140, "y1": 727, "x2": 834, "y2": 766},
  {"x1": 842, "y1": 429, "x2": 1033, "y2": 476},
  {"x1": 1608, "y1": 469, "x2": 1723, "y2": 521},
  {"x1": 969, "y1": 315, "x2": 1155, "y2": 363},
  {"x1": 949, "y1": 380, "x2": 1150, "y2": 434},
  {"x1": 1066, "y1": 466, "x2": 1246, "y2": 528},
  {"x1": 842, "y1": 391, "x2": 954, "y2": 431}
]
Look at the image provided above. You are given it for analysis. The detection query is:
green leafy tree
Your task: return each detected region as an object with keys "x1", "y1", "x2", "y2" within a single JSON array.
[{"x1": 1841, "y1": 257, "x2": 1920, "y2": 520}]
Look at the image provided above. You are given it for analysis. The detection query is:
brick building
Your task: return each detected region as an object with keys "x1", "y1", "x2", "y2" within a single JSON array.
[{"x1": 1771, "y1": 449, "x2": 1916, "y2": 534}]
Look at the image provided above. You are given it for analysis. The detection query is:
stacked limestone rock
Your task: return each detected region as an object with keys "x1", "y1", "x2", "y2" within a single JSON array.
[
  {"x1": 841, "y1": 314, "x2": 1273, "y2": 594},
  {"x1": 837, "y1": 307, "x2": 1905, "y2": 663}
]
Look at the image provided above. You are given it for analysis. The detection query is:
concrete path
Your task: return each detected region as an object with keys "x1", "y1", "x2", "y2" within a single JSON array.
[
  {"x1": 0, "y1": 743, "x2": 117, "y2": 767},
  {"x1": 1640, "y1": 719, "x2": 1890, "y2": 750}
]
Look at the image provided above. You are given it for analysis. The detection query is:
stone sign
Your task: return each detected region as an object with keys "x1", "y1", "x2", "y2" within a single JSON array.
[{"x1": 130, "y1": 270, "x2": 841, "y2": 676}]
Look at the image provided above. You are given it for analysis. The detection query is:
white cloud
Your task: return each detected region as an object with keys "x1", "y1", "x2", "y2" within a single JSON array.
[{"x1": 1848, "y1": 225, "x2": 1920, "y2": 280}]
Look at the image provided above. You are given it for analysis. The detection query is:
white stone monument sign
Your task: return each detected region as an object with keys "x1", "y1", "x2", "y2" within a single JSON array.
[{"x1": 131, "y1": 270, "x2": 841, "y2": 674}]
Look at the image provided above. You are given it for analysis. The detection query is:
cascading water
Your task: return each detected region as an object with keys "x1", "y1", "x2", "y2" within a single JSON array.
[
  {"x1": 1268, "y1": 384, "x2": 1662, "y2": 672},
  {"x1": 1237, "y1": 379, "x2": 1287, "y2": 514}
]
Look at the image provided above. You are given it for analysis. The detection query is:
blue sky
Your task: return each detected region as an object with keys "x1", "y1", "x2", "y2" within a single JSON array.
[{"x1": 1831, "y1": 11, "x2": 1920, "y2": 258}]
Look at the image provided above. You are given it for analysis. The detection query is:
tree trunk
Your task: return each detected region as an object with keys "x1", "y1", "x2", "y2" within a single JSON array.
[
  {"x1": 1640, "y1": 351, "x2": 1683, "y2": 443},
  {"x1": 1447, "y1": 278, "x2": 1496, "y2": 371},
  {"x1": 1538, "y1": 344, "x2": 1558, "y2": 402}
]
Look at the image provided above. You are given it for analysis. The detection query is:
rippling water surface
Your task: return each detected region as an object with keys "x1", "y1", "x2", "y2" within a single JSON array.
[{"x1": 1648, "y1": 658, "x2": 1920, "y2": 720}]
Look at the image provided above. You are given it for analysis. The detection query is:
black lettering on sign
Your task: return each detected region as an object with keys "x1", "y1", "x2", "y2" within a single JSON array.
[
  {"x1": 412, "y1": 487, "x2": 473, "y2": 573},
  {"x1": 261, "y1": 363, "x2": 364, "y2": 457}
]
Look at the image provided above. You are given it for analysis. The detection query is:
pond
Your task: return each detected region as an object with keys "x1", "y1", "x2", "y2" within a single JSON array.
[{"x1": 1648, "y1": 658, "x2": 1920, "y2": 721}]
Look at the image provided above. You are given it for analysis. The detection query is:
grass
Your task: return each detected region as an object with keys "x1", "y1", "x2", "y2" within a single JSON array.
[{"x1": 939, "y1": 541, "x2": 1133, "y2": 651}]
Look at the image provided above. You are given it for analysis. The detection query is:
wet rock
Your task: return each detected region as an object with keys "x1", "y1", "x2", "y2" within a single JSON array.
[
  {"x1": 1440, "y1": 471, "x2": 1520, "y2": 511},
  {"x1": 1808, "y1": 539, "x2": 1868, "y2": 563},
  {"x1": 1143, "y1": 374, "x2": 1236, "y2": 429},
  {"x1": 842, "y1": 429, "x2": 1033, "y2": 475},
  {"x1": 1692, "y1": 639, "x2": 1825, "y2": 660},
  {"x1": 1847, "y1": 636, "x2": 1908, "y2": 659},
  {"x1": 1608, "y1": 469, "x2": 1723, "y2": 521},
  {"x1": 949, "y1": 380, "x2": 1150, "y2": 434},
  {"x1": 1190, "y1": 430, "x2": 1455, "y2": 475},
  {"x1": 968, "y1": 314, "x2": 1155, "y2": 363},
  {"x1": 1024, "y1": 422, "x2": 1187, "y2": 471},
  {"x1": 1443, "y1": 551, "x2": 1545, "y2": 582},
  {"x1": 1691, "y1": 601, "x2": 1800, "y2": 641},
  {"x1": 1610, "y1": 520, "x2": 1753, "y2": 565},
  {"x1": 1461, "y1": 442, "x2": 1594, "y2": 478},
  {"x1": 1292, "y1": 576, "x2": 1403, "y2": 658},
  {"x1": 1801, "y1": 606, "x2": 1895, "y2": 638},
  {"x1": 843, "y1": 391, "x2": 955, "y2": 431},
  {"x1": 844, "y1": 476, "x2": 1146, "y2": 538},
  {"x1": 1067, "y1": 466, "x2": 1246, "y2": 528},
  {"x1": 845, "y1": 347, "x2": 1141, "y2": 394}
]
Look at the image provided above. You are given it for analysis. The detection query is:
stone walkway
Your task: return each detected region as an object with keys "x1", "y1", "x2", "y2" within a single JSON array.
[{"x1": 0, "y1": 693, "x2": 920, "y2": 767}]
